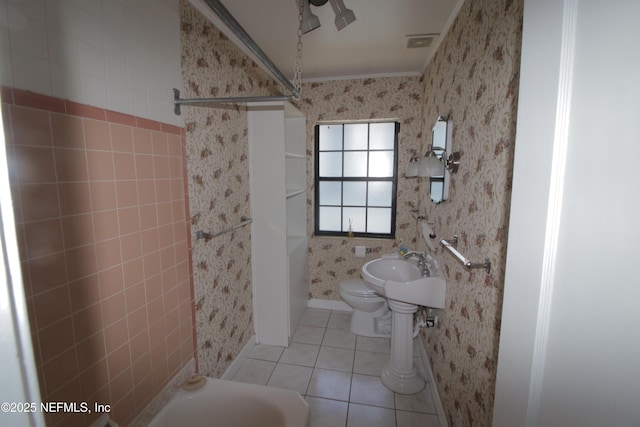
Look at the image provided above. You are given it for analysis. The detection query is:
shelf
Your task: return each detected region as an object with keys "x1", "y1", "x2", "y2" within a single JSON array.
[
  {"x1": 285, "y1": 152, "x2": 305, "y2": 159},
  {"x1": 286, "y1": 188, "x2": 305, "y2": 199}
]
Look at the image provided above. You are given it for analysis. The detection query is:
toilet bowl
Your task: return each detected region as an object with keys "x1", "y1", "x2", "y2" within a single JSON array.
[{"x1": 339, "y1": 279, "x2": 391, "y2": 337}]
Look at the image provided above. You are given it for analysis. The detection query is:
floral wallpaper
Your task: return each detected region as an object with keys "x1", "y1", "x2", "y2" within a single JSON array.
[
  {"x1": 300, "y1": 77, "x2": 424, "y2": 299},
  {"x1": 179, "y1": 0, "x2": 281, "y2": 377},
  {"x1": 417, "y1": 0, "x2": 524, "y2": 425}
]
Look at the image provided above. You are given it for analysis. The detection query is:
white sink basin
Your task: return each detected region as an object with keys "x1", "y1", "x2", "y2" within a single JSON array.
[{"x1": 361, "y1": 256, "x2": 446, "y2": 308}]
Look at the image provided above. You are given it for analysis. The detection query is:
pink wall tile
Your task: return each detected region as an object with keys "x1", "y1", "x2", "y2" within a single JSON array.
[
  {"x1": 72, "y1": 303, "x2": 103, "y2": 343},
  {"x1": 11, "y1": 106, "x2": 53, "y2": 147},
  {"x1": 133, "y1": 128, "x2": 153, "y2": 155},
  {"x1": 120, "y1": 233, "x2": 143, "y2": 262},
  {"x1": 86, "y1": 150, "x2": 115, "y2": 181},
  {"x1": 20, "y1": 183, "x2": 60, "y2": 222},
  {"x1": 68, "y1": 275, "x2": 101, "y2": 312},
  {"x1": 90, "y1": 181, "x2": 117, "y2": 211},
  {"x1": 23, "y1": 218, "x2": 64, "y2": 259},
  {"x1": 50, "y1": 113, "x2": 85, "y2": 149},
  {"x1": 110, "y1": 123, "x2": 134, "y2": 152},
  {"x1": 98, "y1": 265, "x2": 125, "y2": 299},
  {"x1": 83, "y1": 119, "x2": 111, "y2": 150},
  {"x1": 13, "y1": 145, "x2": 57, "y2": 183},
  {"x1": 39, "y1": 316, "x2": 76, "y2": 363},
  {"x1": 113, "y1": 152, "x2": 136, "y2": 180},
  {"x1": 76, "y1": 333, "x2": 106, "y2": 373},
  {"x1": 62, "y1": 213, "x2": 95, "y2": 249},
  {"x1": 58, "y1": 182, "x2": 92, "y2": 216},
  {"x1": 55, "y1": 147, "x2": 89, "y2": 182},
  {"x1": 2, "y1": 87, "x2": 194, "y2": 427},
  {"x1": 92, "y1": 210, "x2": 119, "y2": 242}
]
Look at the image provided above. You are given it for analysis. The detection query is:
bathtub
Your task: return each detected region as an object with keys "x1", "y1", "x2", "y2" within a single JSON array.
[{"x1": 147, "y1": 378, "x2": 310, "y2": 427}]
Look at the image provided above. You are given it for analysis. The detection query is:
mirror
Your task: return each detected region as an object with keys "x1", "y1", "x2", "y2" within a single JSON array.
[{"x1": 429, "y1": 116, "x2": 451, "y2": 203}]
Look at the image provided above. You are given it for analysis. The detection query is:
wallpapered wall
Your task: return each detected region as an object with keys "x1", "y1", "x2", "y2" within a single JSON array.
[
  {"x1": 300, "y1": 77, "x2": 424, "y2": 299},
  {"x1": 179, "y1": 0, "x2": 282, "y2": 377},
  {"x1": 417, "y1": 0, "x2": 524, "y2": 425},
  {"x1": 179, "y1": 0, "x2": 523, "y2": 425}
]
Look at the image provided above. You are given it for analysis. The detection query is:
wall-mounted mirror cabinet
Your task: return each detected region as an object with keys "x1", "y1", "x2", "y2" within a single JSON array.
[{"x1": 429, "y1": 116, "x2": 452, "y2": 203}]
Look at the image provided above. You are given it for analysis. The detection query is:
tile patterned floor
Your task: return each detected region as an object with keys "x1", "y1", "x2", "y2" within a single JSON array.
[{"x1": 231, "y1": 308, "x2": 441, "y2": 427}]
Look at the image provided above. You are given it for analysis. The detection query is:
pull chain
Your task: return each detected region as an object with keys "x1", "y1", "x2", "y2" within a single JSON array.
[{"x1": 293, "y1": 0, "x2": 304, "y2": 100}]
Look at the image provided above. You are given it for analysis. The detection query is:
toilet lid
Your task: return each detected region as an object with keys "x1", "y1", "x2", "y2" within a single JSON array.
[{"x1": 340, "y1": 279, "x2": 378, "y2": 296}]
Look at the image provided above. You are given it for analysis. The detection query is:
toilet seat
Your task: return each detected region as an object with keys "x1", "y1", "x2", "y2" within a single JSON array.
[{"x1": 340, "y1": 279, "x2": 381, "y2": 298}]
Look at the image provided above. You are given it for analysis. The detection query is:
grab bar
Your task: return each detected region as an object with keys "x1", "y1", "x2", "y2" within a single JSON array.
[
  {"x1": 440, "y1": 236, "x2": 491, "y2": 274},
  {"x1": 196, "y1": 216, "x2": 252, "y2": 241}
]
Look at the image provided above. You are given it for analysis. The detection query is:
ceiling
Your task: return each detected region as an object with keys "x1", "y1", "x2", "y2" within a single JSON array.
[{"x1": 193, "y1": 0, "x2": 463, "y2": 82}]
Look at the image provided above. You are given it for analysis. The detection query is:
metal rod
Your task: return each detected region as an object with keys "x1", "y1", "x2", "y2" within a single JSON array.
[
  {"x1": 196, "y1": 217, "x2": 252, "y2": 241},
  {"x1": 173, "y1": 89, "x2": 293, "y2": 115},
  {"x1": 202, "y1": 0, "x2": 300, "y2": 99},
  {"x1": 440, "y1": 238, "x2": 491, "y2": 274}
]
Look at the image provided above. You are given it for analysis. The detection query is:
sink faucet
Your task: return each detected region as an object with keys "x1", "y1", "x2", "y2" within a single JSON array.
[{"x1": 403, "y1": 251, "x2": 430, "y2": 277}]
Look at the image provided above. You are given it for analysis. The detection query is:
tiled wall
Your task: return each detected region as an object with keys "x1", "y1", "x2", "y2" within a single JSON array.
[
  {"x1": 1, "y1": 87, "x2": 194, "y2": 427},
  {"x1": 0, "y1": 0, "x2": 183, "y2": 127},
  {"x1": 417, "y1": 0, "x2": 524, "y2": 425},
  {"x1": 299, "y1": 77, "x2": 424, "y2": 299}
]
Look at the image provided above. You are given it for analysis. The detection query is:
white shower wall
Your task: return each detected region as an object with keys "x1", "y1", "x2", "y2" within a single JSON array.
[{"x1": 0, "y1": 0, "x2": 183, "y2": 127}]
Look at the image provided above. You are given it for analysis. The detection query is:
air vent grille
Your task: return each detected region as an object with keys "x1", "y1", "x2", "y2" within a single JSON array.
[{"x1": 405, "y1": 34, "x2": 438, "y2": 49}]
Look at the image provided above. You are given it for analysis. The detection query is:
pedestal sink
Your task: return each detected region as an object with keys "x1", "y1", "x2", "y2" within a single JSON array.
[{"x1": 361, "y1": 254, "x2": 446, "y2": 394}]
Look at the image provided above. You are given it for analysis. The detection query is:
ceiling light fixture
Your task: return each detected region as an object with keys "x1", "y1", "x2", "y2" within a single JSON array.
[
  {"x1": 299, "y1": 0, "x2": 356, "y2": 34},
  {"x1": 329, "y1": 0, "x2": 356, "y2": 31},
  {"x1": 301, "y1": 0, "x2": 320, "y2": 34}
]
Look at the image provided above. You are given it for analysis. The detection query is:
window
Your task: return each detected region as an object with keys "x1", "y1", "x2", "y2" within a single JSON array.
[{"x1": 314, "y1": 121, "x2": 399, "y2": 238}]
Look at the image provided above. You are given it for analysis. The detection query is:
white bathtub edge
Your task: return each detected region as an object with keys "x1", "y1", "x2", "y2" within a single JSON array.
[{"x1": 128, "y1": 358, "x2": 196, "y2": 427}]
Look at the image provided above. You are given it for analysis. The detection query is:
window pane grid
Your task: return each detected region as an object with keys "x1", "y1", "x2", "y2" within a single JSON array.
[{"x1": 315, "y1": 121, "x2": 398, "y2": 238}]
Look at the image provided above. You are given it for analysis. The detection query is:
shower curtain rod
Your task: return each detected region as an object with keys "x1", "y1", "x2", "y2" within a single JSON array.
[
  {"x1": 174, "y1": 0, "x2": 300, "y2": 115},
  {"x1": 173, "y1": 90, "x2": 293, "y2": 115}
]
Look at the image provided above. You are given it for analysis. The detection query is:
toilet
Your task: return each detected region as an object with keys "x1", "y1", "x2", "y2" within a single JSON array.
[{"x1": 339, "y1": 279, "x2": 391, "y2": 337}]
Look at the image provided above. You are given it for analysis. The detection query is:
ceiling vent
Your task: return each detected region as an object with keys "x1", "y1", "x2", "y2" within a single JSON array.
[{"x1": 404, "y1": 34, "x2": 438, "y2": 49}]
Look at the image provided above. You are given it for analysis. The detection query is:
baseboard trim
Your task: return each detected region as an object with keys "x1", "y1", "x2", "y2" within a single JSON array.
[
  {"x1": 415, "y1": 334, "x2": 449, "y2": 427},
  {"x1": 221, "y1": 335, "x2": 257, "y2": 380},
  {"x1": 308, "y1": 298, "x2": 352, "y2": 312}
]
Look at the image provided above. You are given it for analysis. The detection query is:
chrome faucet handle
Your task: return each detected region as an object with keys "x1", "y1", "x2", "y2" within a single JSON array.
[{"x1": 403, "y1": 251, "x2": 425, "y2": 260}]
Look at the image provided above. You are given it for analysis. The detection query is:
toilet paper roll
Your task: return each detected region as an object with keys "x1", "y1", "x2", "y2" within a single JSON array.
[
  {"x1": 355, "y1": 246, "x2": 366, "y2": 258},
  {"x1": 422, "y1": 223, "x2": 437, "y2": 252}
]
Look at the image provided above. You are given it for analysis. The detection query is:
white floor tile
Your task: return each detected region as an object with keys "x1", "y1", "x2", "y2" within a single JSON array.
[
  {"x1": 307, "y1": 368, "x2": 352, "y2": 401},
  {"x1": 231, "y1": 358, "x2": 276, "y2": 385},
  {"x1": 267, "y1": 363, "x2": 313, "y2": 395},
  {"x1": 249, "y1": 344, "x2": 284, "y2": 362},
  {"x1": 279, "y1": 342, "x2": 320, "y2": 367},
  {"x1": 293, "y1": 325, "x2": 326, "y2": 345},
  {"x1": 328, "y1": 311, "x2": 351, "y2": 330},
  {"x1": 394, "y1": 385, "x2": 437, "y2": 414},
  {"x1": 349, "y1": 373, "x2": 395, "y2": 409},
  {"x1": 316, "y1": 346, "x2": 355, "y2": 372},
  {"x1": 353, "y1": 350, "x2": 388, "y2": 376},
  {"x1": 322, "y1": 328, "x2": 357, "y2": 350},
  {"x1": 347, "y1": 403, "x2": 396, "y2": 427},
  {"x1": 300, "y1": 309, "x2": 331, "y2": 328},
  {"x1": 356, "y1": 335, "x2": 391, "y2": 354},
  {"x1": 306, "y1": 396, "x2": 348, "y2": 427}
]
